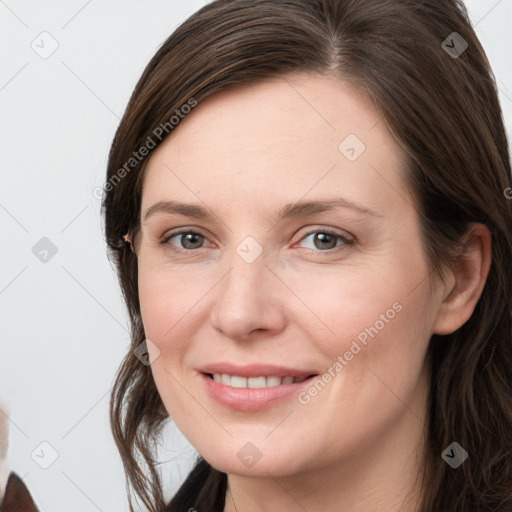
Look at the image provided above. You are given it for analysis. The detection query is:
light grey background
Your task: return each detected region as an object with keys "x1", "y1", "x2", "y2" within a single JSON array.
[{"x1": 0, "y1": 1, "x2": 511, "y2": 510}]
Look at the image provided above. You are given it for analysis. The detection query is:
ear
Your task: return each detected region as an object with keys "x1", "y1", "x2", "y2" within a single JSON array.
[
  {"x1": 433, "y1": 223, "x2": 492, "y2": 335},
  {"x1": 0, "y1": 473, "x2": 39, "y2": 512}
]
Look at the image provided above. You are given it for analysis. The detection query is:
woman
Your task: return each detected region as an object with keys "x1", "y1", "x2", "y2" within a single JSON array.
[{"x1": 102, "y1": 0, "x2": 512, "y2": 510}]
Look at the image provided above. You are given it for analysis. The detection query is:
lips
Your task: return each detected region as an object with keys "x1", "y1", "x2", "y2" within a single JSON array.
[
  {"x1": 200, "y1": 371, "x2": 318, "y2": 411},
  {"x1": 198, "y1": 362, "x2": 317, "y2": 379}
]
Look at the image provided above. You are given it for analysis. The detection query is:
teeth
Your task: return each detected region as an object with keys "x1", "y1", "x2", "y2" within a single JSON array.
[{"x1": 212, "y1": 373, "x2": 309, "y2": 388}]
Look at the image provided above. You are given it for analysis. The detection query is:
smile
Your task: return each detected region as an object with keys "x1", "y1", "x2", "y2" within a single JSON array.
[
  {"x1": 207, "y1": 373, "x2": 313, "y2": 388},
  {"x1": 200, "y1": 372, "x2": 319, "y2": 412}
]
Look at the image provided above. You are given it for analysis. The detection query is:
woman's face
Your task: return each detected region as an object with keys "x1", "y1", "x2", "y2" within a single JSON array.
[{"x1": 136, "y1": 73, "x2": 444, "y2": 479}]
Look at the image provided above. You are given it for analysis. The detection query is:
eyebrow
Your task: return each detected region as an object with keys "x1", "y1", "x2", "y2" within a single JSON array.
[{"x1": 143, "y1": 197, "x2": 383, "y2": 222}]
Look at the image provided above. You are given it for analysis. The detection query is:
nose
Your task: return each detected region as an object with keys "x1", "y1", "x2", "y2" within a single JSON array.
[{"x1": 210, "y1": 247, "x2": 287, "y2": 340}]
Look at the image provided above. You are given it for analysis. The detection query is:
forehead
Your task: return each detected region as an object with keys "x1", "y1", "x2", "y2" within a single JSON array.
[{"x1": 141, "y1": 72, "x2": 409, "y2": 220}]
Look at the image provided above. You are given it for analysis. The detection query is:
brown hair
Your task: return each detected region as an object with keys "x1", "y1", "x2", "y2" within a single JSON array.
[{"x1": 102, "y1": 0, "x2": 512, "y2": 510}]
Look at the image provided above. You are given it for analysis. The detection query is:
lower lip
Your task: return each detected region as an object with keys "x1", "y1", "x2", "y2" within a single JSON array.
[{"x1": 200, "y1": 372, "x2": 318, "y2": 412}]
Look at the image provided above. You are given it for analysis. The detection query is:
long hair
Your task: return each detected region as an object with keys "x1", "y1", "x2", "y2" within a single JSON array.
[{"x1": 102, "y1": 1, "x2": 512, "y2": 510}]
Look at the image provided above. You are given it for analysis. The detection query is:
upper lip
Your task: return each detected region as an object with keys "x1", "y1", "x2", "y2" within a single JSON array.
[{"x1": 198, "y1": 362, "x2": 318, "y2": 378}]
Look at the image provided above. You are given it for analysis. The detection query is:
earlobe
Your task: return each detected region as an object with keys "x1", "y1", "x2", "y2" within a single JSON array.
[
  {"x1": 123, "y1": 233, "x2": 134, "y2": 253},
  {"x1": 433, "y1": 223, "x2": 492, "y2": 335}
]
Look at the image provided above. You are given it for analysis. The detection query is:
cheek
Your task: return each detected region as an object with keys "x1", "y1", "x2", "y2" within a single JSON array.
[
  {"x1": 287, "y1": 250, "x2": 433, "y2": 397},
  {"x1": 137, "y1": 269, "x2": 196, "y2": 417},
  {"x1": 293, "y1": 281, "x2": 432, "y2": 455},
  {"x1": 138, "y1": 263, "x2": 200, "y2": 338},
  {"x1": 301, "y1": 281, "x2": 429, "y2": 389},
  {"x1": 137, "y1": 263, "x2": 218, "y2": 372},
  {"x1": 138, "y1": 267, "x2": 169, "y2": 339}
]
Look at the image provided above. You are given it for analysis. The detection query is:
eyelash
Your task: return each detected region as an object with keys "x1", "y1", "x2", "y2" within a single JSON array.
[{"x1": 159, "y1": 227, "x2": 356, "y2": 256}]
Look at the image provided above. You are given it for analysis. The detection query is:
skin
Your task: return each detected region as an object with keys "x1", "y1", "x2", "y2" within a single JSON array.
[{"x1": 134, "y1": 72, "x2": 491, "y2": 512}]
